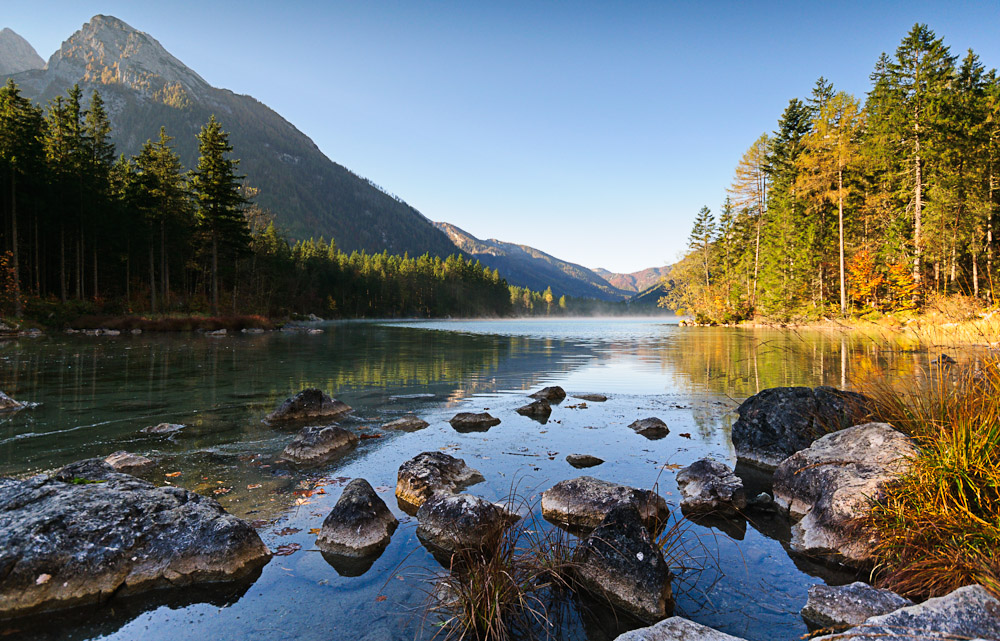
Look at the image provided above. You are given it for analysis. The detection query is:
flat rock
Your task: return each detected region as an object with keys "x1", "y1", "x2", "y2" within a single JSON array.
[
  {"x1": 812, "y1": 584, "x2": 1000, "y2": 641},
  {"x1": 448, "y1": 412, "x2": 500, "y2": 432},
  {"x1": 676, "y1": 458, "x2": 746, "y2": 517},
  {"x1": 541, "y1": 476, "x2": 669, "y2": 531},
  {"x1": 566, "y1": 454, "x2": 604, "y2": 469},
  {"x1": 731, "y1": 386, "x2": 873, "y2": 470},
  {"x1": 104, "y1": 451, "x2": 154, "y2": 472},
  {"x1": 573, "y1": 504, "x2": 673, "y2": 623},
  {"x1": 613, "y1": 616, "x2": 747, "y2": 640},
  {"x1": 416, "y1": 493, "x2": 513, "y2": 553},
  {"x1": 574, "y1": 393, "x2": 607, "y2": 402},
  {"x1": 801, "y1": 582, "x2": 912, "y2": 628},
  {"x1": 629, "y1": 417, "x2": 669, "y2": 440},
  {"x1": 515, "y1": 400, "x2": 551, "y2": 421},
  {"x1": 140, "y1": 422, "x2": 185, "y2": 435},
  {"x1": 280, "y1": 424, "x2": 358, "y2": 465},
  {"x1": 382, "y1": 415, "x2": 429, "y2": 431},
  {"x1": 265, "y1": 388, "x2": 352, "y2": 424},
  {"x1": 0, "y1": 391, "x2": 24, "y2": 412},
  {"x1": 396, "y1": 452, "x2": 484, "y2": 509},
  {"x1": 530, "y1": 386, "x2": 566, "y2": 402},
  {"x1": 317, "y1": 478, "x2": 398, "y2": 557},
  {"x1": 0, "y1": 459, "x2": 270, "y2": 619},
  {"x1": 773, "y1": 422, "x2": 917, "y2": 565}
]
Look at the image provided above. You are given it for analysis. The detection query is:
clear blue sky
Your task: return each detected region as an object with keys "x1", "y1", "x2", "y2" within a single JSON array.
[{"x1": 5, "y1": 1, "x2": 1000, "y2": 273}]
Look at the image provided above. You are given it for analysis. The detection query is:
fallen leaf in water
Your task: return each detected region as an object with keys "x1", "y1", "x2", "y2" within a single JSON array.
[
  {"x1": 294, "y1": 498, "x2": 312, "y2": 506},
  {"x1": 360, "y1": 433, "x2": 382, "y2": 440},
  {"x1": 661, "y1": 463, "x2": 682, "y2": 471},
  {"x1": 273, "y1": 543, "x2": 301, "y2": 556},
  {"x1": 679, "y1": 433, "x2": 692, "y2": 439},
  {"x1": 35, "y1": 573, "x2": 51, "y2": 585},
  {"x1": 165, "y1": 472, "x2": 181, "y2": 478},
  {"x1": 247, "y1": 483, "x2": 262, "y2": 490},
  {"x1": 309, "y1": 528, "x2": 321, "y2": 534},
  {"x1": 375, "y1": 485, "x2": 390, "y2": 493},
  {"x1": 375, "y1": 595, "x2": 387, "y2": 603},
  {"x1": 249, "y1": 519, "x2": 269, "y2": 528},
  {"x1": 275, "y1": 527, "x2": 300, "y2": 536},
  {"x1": 213, "y1": 487, "x2": 231, "y2": 495}
]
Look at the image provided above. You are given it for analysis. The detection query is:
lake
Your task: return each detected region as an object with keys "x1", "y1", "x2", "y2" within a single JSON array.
[{"x1": 0, "y1": 318, "x2": 919, "y2": 640}]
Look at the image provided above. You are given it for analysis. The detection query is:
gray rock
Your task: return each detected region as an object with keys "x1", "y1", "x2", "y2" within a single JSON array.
[
  {"x1": 773, "y1": 422, "x2": 918, "y2": 565},
  {"x1": 574, "y1": 393, "x2": 608, "y2": 402},
  {"x1": 801, "y1": 582, "x2": 913, "y2": 628},
  {"x1": 613, "y1": 617, "x2": 747, "y2": 640},
  {"x1": 516, "y1": 400, "x2": 551, "y2": 421},
  {"x1": 0, "y1": 459, "x2": 270, "y2": 619},
  {"x1": 280, "y1": 424, "x2": 358, "y2": 465},
  {"x1": 0, "y1": 391, "x2": 24, "y2": 412},
  {"x1": 317, "y1": 479, "x2": 398, "y2": 557},
  {"x1": 573, "y1": 504, "x2": 673, "y2": 623},
  {"x1": 448, "y1": 412, "x2": 501, "y2": 432},
  {"x1": 566, "y1": 454, "x2": 604, "y2": 468},
  {"x1": 676, "y1": 458, "x2": 746, "y2": 516},
  {"x1": 265, "y1": 388, "x2": 352, "y2": 424},
  {"x1": 205, "y1": 329, "x2": 227, "y2": 336},
  {"x1": 104, "y1": 451, "x2": 154, "y2": 472},
  {"x1": 541, "y1": 476, "x2": 669, "y2": 531},
  {"x1": 395, "y1": 452, "x2": 484, "y2": 509},
  {"x1": 382, "y1": 415, "x2": 429, "y2": 431},
  {"x1": 930, "y1": 353, "x2": 956, "y2": 365},
  {"x1": 812, "y1": 584, "x2": 1000, "y2": 641},
  {"x1": 0, "y1": 28, "x2": 45, "y2": 76},
  {"x1": 731, "y1": 386, "x2": 873, "y2": 470},
  {"x1": 629, "y1": 417, "x2": 669, "y2": 440},
  {"x1": 530, "y1": 386, "x2": 566, "y2": 402},
  {"x1": 416, "y1": 493, "x2": 513, "y2": 553},
  {"x1": 140, "y1": 422, "x2": 185, "y2": 434}
]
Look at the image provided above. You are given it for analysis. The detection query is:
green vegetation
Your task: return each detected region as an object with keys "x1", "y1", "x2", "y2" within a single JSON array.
[{"x1": 665, "y1": 24, "x2": 1000, "y2": 324}]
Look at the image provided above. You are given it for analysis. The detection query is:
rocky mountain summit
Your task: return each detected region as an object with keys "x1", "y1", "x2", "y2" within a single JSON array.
[{"x1": 0, "y1": 28, "x2": 44, "y2": 76}]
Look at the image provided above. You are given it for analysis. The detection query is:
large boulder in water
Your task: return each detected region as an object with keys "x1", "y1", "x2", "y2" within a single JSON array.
[
  {"x1": 0, "y1": 459, "x2": 270, "y2": 619},
  {"x1": 317, "y1": 479, "x2": 398, "y2": 558},
  {"x1": 395, "y1": 452, "x2": 484, "y2": 510},
  {"x1": 731, "y1": 386, "x2": 873, "y2": 470},
  {"x1": 416, "y1": 493, "x2": 514, "y2": 554},
  {"x1": 801, "y1": 581, "x2": 912, "y2": 629},
  {"x1": 448, "y1": 412, "x2": 500, "y2": 432},
  {"x1": 629, "y1": 417, "x2": 669, "y2": 440},
  {"x1": 613, "y1": 617, "x2": 747, "y2": 640},
  {"x1": 530, "y1": 386, "x2": 566, "y2": 402},
  {"x1": 772, "y1": 422, "x2": 917, "y2": 566},
  {"x1": 573, "y1": 504, "x2": 673, "y2": 623},
  {"x1": 541, "y1": 476, "x2": 669, "y2": 531},
  {"x1": 676, "y1": 458, "x2": 746, "y2": 517},
  {"x1": 265, "y1": 388, "x2": 351, "y2": 424},
  {"x1": 280, "y1": 424, "x2": 358, "y2": 465}
]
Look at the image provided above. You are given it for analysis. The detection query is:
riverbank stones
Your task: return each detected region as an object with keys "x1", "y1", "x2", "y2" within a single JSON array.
[
  {"x1": 280, "y1": 424, "x2": 358, "y2": 465},
  {"x1": 265, "y1": 388, "x2": 352, "y2": 424},
  {"x1": 676, "y1": 458, "x2": 746, "y2": 517},
  {"x1": 317, "y1": 479, "x2": 398, "y2": 557},
  {"x1": 541, "y1": 476, "x2": 669, "y2": 530},
  {"x1": 395, "y1": 452, "x2": 484, "y2": 510}
]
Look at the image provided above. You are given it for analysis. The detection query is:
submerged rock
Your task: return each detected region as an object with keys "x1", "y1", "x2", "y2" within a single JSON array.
[
  {"x1": 515, "y1": 400, "x2": 552, "y2": 422},
  {"x1": 104, "y1": 451, "x2": 154, "y2": 472},
  {"x1": 573, "y1": 504, "x2": 673, "y2": 623},
  {"x1": 574, "y1": 393, "x2": 607, "y2": 402},
  {"x1": 541, "y1": 476, "x2": 669, "y2": 531},
  {"x1": 613, "y1": 616, "x2": 747, "y2": 640},
  {"x1": 676, "y1": 458, "x2": 746, "y2": 517},
  {"x1": 317, "y1": 479, "x2": 398, "y2": 557},
  {"x1": 140, "y1": 422, "x2": 185, "y2": 435},
  {"x1": 0, "y1": 391, "x2": 24, "y2": 412},
  {"x1": 566, "y1": 454, "x2": 604, "y2": 469},
  {"x1": 812, "y1": 584, "x2": 1000, "y2": 641},
  {"x1": 265, "y1": 388, "x2": 352, "y2": 424},
  {"x1": 773, "y1": 422, "x2": 917, "y2": 565},
  {"x1": 629, "y1": 417, "x2": 670, "y2": 440},
  {"x1": 530, "y1": 386, "x2": 566, "y2": 402},
  {"x1": 731, "y1": 386, "x2": 873, "y2": 470},
  {"x1": 382, "y1": 415, "x2": 429, "y2": 431},
  {"x1": 801, "y1": 582, "x2": 912, "y2": 629},
  {"x1": 448, "y1": 412, "x2": 500, "y2": 432},
  {"x1": 416, "y1": 493, "x2": 513, "y2": 554},
  {"x1": 395, "y1": 452, "x2": 484, "y2": 509},
  {"x1": 280, "y1": 424, "x2": 358, "y2": 466},
  {"x1": 0, "y1": 459, "x2": 270, "y2": 619}
]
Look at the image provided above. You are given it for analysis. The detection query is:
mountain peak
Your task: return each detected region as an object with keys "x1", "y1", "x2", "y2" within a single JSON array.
[
  {"x1": 46, "y1": 14, "x2": 209, "y2": 103},
  {"x1": 0, "y1": 27, "x2": 44, "y2": 76}
]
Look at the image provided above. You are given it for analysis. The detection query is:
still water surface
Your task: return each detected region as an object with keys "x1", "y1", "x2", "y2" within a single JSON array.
[{"x1": 0, "y1": 319, "x2": 925, "y2": 640}]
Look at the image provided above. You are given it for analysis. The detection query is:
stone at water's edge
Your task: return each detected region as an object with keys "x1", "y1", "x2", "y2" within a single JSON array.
[
  {"x1": 530, "y1": 385, "x2": 566, "y2": 402},
  {"x1": 629, "y1": 417, "x2": 669, "y2": 440},
  {"x1": 382, "y1": 416, "x2": 429, "y2": 431},
  {"x1": 140, "y1": 422, "x2": 185, "y2": 434},
  {"x1": 317, "y1": 479, "x2": 398, "y2": 558},
  {"x1": 801, "y1": 582, "x2": 912, "y2": 628},
  {"x1": 515, "y1": 399, "x2": 552, "y2": 421},
  {"x1": 448, "y1": 412, "x2": 501, "y2": 432},
  {"x1": 395, "y1": 452, "x2": 484, "y2": 509},
  {"x1": 573, "y1": 504, "x2": 673, "y2": 623},
  {"x1": 566, "y1": 454, "x2": 604, "y2": 468},
  {"x1": 812, "y1": 585, "x2": 1000, "y2": 641},
  {"x1": 676, "y1": 458, "x2": 746, "y2": 517},
  {"x1": 0, "y1": 391, "x2": 24, "y2": 412},
  {"x1": 772, "y1": 422, "x2": 917, "y2": 566},
  {"x1": 731, "y1": 386, "x2": 873, "y2": 470},
  {"x1": 541, "y1": 476, "x2": 669, "y2": 530},
  {"x1": 573, "y1": 393, "x2": 607, "y2": 402},
  {"x1": 415, "y1": 493, "x2": 514, "y2": 554},
  {"x1": 265, "y1": 388, "x2": 352, "y2": 424},
  {"x1": 0, "y1": 459, "x2": 270, "y2": 620},
  {"x1": 105, "y1": 450, "x2": 155, "y2": 472},
  {"x1": 613, "y1": 617, "x2": 747, "y2": 641},
  {"x1": 280, "y1": 424, "x2": 358, "y2": 465}
]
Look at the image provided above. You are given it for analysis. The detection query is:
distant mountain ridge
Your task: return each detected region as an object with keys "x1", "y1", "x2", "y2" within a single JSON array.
[
  {"x1": 434, "y1": 222, "x2": 631, "y2": 301},
  {"x1": 593, "y1": 266, "x2": 669, "y2": 293},
  {"x1": 0, "y1": 28, "x2": 44, "y2": 75},
  {"x1": 3, "y1": 16, "x2": 458, "y2": 258}
]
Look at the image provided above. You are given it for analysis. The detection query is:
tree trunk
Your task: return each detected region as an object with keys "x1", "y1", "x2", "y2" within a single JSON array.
[
  {"x1": 10, "y1": 169, "x2": 21, "y2": 317},
  {"x1": 59, "y1": 225, "x2": 66, "y2": 302},
  {"x1": 838, "y1": 169, "x2": 846, "y2": 316},
  {"x1": 211, "y1": 233, "x2": 219, "y2": 316},
  {"x1": 149, "y1": 241, "x2": 156, "y2": 314}
]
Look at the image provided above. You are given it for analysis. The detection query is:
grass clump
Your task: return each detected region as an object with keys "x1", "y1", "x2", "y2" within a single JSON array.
[{"x1": 857, "y1": 353, "x2": 1000, "y2": 599}]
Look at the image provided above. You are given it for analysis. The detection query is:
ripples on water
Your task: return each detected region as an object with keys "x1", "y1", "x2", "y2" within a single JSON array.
[{"x1": 0, "y1": 319, "x2": 927, "y2": 641}]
